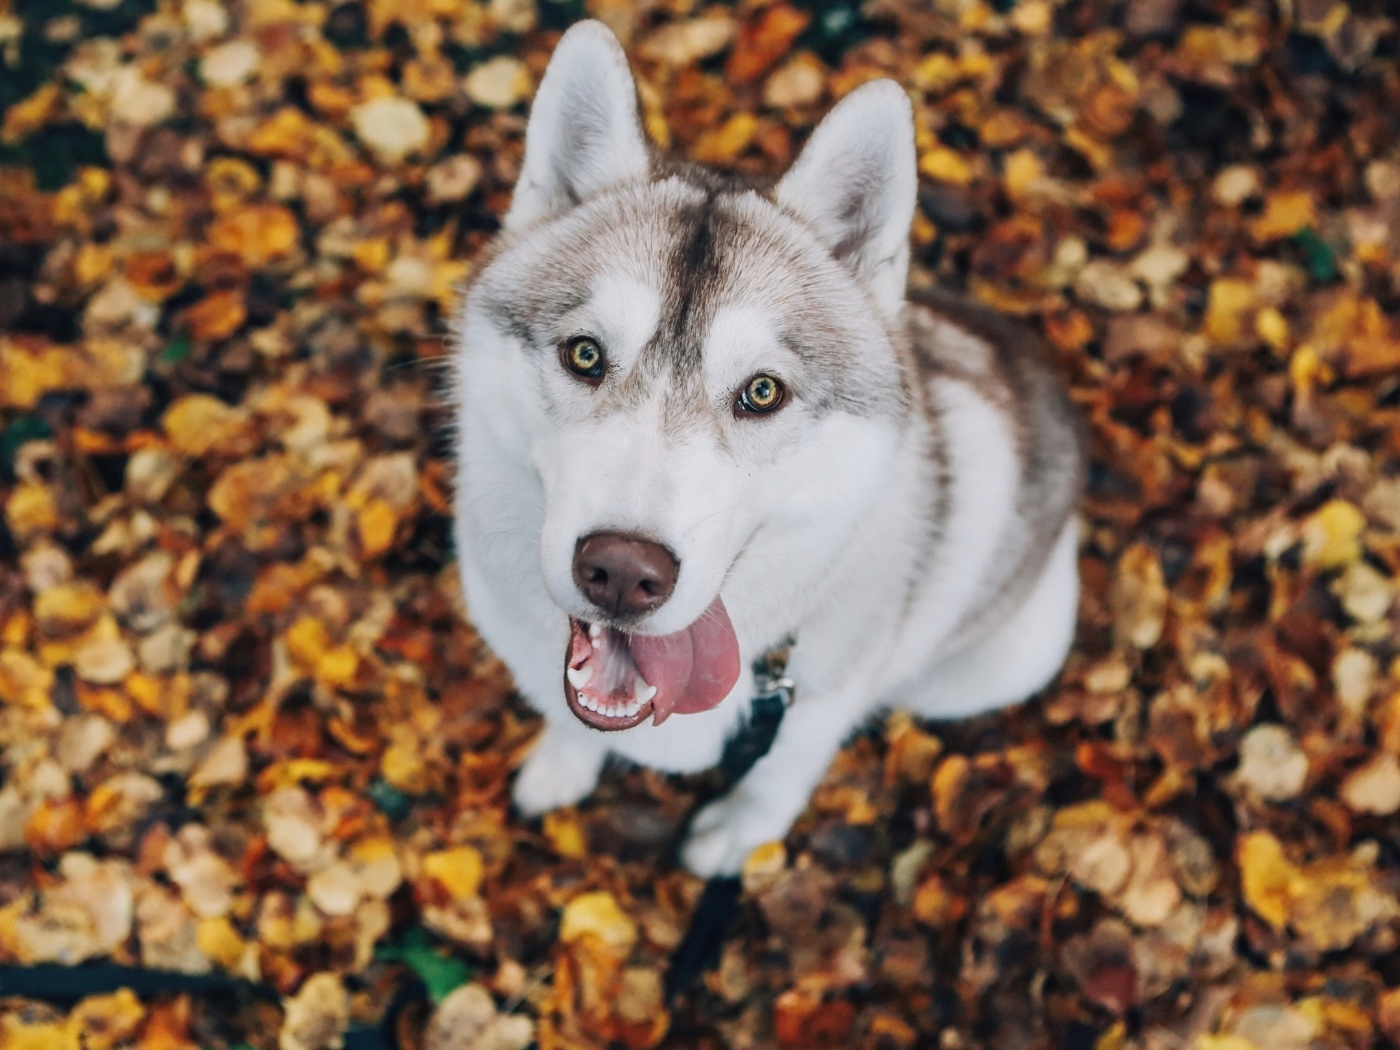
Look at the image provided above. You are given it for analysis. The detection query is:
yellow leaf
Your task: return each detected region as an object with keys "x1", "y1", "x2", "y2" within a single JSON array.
[
  {"x1": 1204, "y1": 278, "x2": 1257, "y2": 347},
  {"x1": 245, "y1": 106, "x2": 317, "y2": 158},
  {"x1": 1193, "y1": 1038, "x2": 1258, "y2": 1050},
  {"x1": 316, "y1": 644, "x2": 360, "y2": 688},
  {"x1": 559, "y1": 890, "x2": 637, "y2": 954},
  {"x1": 357, "y1": 498, "x2": 398, "y2": 559},
  {"x1": 1238, "y1": 830, "x2": 1295, "y2": 930},
  {"x1": 0, "y1": 649, "x2": 54, "y2": 711},
  {"x1": 741, "y1": 841, "x2": 787, "y2": 894},
  {"x1": 1004, "y1": 149, "x2": 1046, "y2": 200},
  {"x1": 34, "y1": 582, "x2": 106, "y2": 634},
  {"x1": 71, "y1": 987, "x2": 145, "y2": 1050},
  {"x1": 422, "y1": 846, "x2": 483, "y2": 899},
  {"x1": 162, "y1": 394, "x2": 246, "y2": 457},
  {"x1": 1112, "y1": 542, "x2": 1167, "y2": 650},
  {"x1": 691, "y1": 113, "x2": 758, "y2": 165},
  {"x1": 5, "y1": 480, "x2": 57, "y2": 541},
  {"x1": 1301, "y1": 499, "x2": 1366, "y2": 570},
  {"x1": 913, "y1": 53, "x2": 959, "y2": 93},
  {"x1": 2, "y1": 83, "x2": 62, "y2": 143},
  {"x1": 1094, "y1": 1021, "x2": 1126, "y2": 1050},
  {"x1": 381, "y1": 741, "x2": 430, "y2": 794},
  {"x1": 74, "y1": 242, "x2": 114, "y2": 286},
  {"x1": 920, "y1": 147, "x2": 973, "y2": 185},
  {"x1": 542, "y1": 809, "x2": 587, "y2": 858},
  {"x1": 257, "y1": 759, "x2": 338, "y2": 790},
  {"x1": 196, "y1": 916, "x2": 247, "y2": 970},
  {"x1": 352, "y1": 237, "x2": 391, "y2": 274},
  {"x1": 204, "y1": 157, "x2": 263, "y2": 211},
  {"x1": 1250, "y1": 190, "x2": 1317, "y2": 243},
  {"x1": 1289, "y1": 344, "x2": 1333, "y2": 400},
  {"x1": 0, "y1": 1018, "x2": 81, "y2": 1050},
  {"x1": 286, "y1": 616, "x2": 331, "y2": 671},
  {"x1": 1255, "y1": 306, "x2": 1289, "y2": 352}
]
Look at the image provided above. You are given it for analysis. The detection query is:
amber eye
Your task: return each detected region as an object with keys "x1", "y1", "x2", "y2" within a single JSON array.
[
  {"x1": 561, "y1": 336, "x2": 606, "y2": 382},
  {"x1": 737, "y1": 373, "x2": 786, "y2": 415}
]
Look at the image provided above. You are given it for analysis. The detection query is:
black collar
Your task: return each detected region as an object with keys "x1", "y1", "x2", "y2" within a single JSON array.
[{"x1": 717, "y1": 639, "x2": 795, "y2": 785}]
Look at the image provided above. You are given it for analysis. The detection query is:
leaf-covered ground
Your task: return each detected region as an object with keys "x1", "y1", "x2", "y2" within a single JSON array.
[{"x1": 2, "y1": 0, "x2": 1400, "y2": 1047}]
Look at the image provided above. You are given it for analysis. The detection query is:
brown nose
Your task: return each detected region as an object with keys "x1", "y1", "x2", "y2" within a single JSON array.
[{"x1": 572, "y1": 531, "x2": 679, "y2": 618}]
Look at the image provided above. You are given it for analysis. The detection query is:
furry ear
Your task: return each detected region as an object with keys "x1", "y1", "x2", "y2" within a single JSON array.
[
  {"x1": 776, "y1": 80, "x2": 917, "y2": 319},
  {"x1": 504, "y1": 21, "x2": 650, "y2": 231}
]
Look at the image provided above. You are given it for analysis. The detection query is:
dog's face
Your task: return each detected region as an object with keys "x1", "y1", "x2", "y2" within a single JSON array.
[{"x1": 456, "y1": 22, "x2": 916, "y2": 731}]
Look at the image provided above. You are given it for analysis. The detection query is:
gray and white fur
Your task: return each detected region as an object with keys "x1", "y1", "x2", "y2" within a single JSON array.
[{"x1": 451, "y1": 21, "x2": 1086, "y2": 876}]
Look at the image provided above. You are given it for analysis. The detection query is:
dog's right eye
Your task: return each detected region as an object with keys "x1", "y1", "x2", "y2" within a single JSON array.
[{"x1": 561, "y1": 336, "x2": 606, "y2": 383}]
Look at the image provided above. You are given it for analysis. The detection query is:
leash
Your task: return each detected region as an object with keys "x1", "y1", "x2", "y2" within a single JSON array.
[
  {"x1": 666, "y1": 641, "x2": 795, "y2": 1001},
  {"x1": 0, "y1": 963, "x2": 425, "y2": 1049},
  {"x1": 1, "y1": 646, "x2": 799, "y2": 1020}
]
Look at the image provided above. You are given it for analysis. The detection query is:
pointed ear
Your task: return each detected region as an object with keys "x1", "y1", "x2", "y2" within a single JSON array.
[
  {"x1": 776, "y1": 80, "x2": 917, "y2": 319},
  {"x1": 505, "y1": 21, "x2": 650, "y2": 231}
]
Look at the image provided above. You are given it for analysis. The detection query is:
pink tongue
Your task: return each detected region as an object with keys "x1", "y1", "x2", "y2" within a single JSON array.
[{"x1": 630, "y1": 597, "x2": 740, "y2": 725}]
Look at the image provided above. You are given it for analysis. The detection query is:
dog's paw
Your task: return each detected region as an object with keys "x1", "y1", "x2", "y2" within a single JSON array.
[
  {"x1": 511, "y1": 732, "x2": 604, "y2": 817},
  {"x1": 681, "y1": 792, "x2": 777, "y2": 878}
]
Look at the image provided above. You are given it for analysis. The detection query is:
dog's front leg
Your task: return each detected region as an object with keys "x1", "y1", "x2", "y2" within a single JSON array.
[
  {"x1": 512, "y1": 718, "x2": 610, "y2": 817},
  {"x1": 681, "y1": 692, "x2": 863, "y2": 877}
]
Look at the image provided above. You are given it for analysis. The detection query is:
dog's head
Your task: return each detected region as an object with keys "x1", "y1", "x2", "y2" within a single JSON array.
[{"x1": 457, "y1": 21, "x2": 916, "y2": 731}]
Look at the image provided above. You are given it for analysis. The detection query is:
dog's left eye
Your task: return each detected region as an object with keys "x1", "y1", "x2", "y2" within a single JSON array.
[
  {"x1": 736, "y1": 373, "x2": 786, "y2": 416},
  {"x1": 561, "y1": 336, "x2": 606, "y2": 383}
]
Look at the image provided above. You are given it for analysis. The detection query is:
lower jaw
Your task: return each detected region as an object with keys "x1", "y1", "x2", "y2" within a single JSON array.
[{"x1": 563, "y1": 676, "x2": 653, "y2": 730}]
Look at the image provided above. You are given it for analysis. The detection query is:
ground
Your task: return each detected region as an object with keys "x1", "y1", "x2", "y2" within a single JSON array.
[{"x1": 1, "y1": 0, "x2": 1400, "y2": 1048}]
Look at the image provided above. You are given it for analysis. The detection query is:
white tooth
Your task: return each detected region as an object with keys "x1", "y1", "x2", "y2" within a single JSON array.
[
  {"x1": 624, "y1": 699, "x2": 640, "y2": 716},
  {"x1": 585, "y1": 695, "x2": 599, "y2": 712},
  {"x1": 639, "y1": 684, "x2": 657, "y2": 704},
  {"x1": 590, "y1": 624, "x2": 602, "y2": 639},
  {"x1": 567, "y1": 665, "x2": 593, "y2": 689}
]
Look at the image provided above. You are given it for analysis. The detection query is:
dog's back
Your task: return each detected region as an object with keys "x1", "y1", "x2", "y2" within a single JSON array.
[{"x1": 905, "y1": 287, "x2": 1086, "y2": 649}]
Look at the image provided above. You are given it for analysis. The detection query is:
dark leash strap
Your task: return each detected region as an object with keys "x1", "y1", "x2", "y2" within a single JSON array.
[
  {"x1": 2, "y1": 649, "x2": 800, "y2": 1018},
  {"x1": 665, "y1": 644, "x2": 795, "y2": 1001},
  {"x1": 0, "y1": 963, "x2": 423, "y2": 1049}
]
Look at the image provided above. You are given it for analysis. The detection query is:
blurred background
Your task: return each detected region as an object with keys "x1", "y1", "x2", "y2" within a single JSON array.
[{"x1": 1, "y1": 0, "x2": 1399, "y2": 1047}]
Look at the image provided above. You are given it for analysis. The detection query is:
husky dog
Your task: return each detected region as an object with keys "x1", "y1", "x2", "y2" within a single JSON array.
[{"x1": 451, "y1": 21, "x2": 1085, "y2": 876}]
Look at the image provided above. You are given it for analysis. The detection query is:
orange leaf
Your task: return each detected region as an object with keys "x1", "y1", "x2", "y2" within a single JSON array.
[
  {"x1": 141, "y1": 996, "x2": 197, "y2": 1050},
  {"x1": 185, "y1": 290, "x2": 247, "y2": 342},
  {"x1": 25, "y1": 797, "x2": 86, "y2": 854},
  {"x1": 207, "y1": 203, "x2": 300, "y2": 267},
  {"x1": 126, "y1": 250, "x2": 184, "y2": 301},
  {"x1": 726, "y1": 6, "x2": 812, "y2": 85}
]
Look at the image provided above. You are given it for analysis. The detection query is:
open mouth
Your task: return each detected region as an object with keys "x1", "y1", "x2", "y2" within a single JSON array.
[{"x1": 563, "y1": 596, "x2": 741, "y2": 731}]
